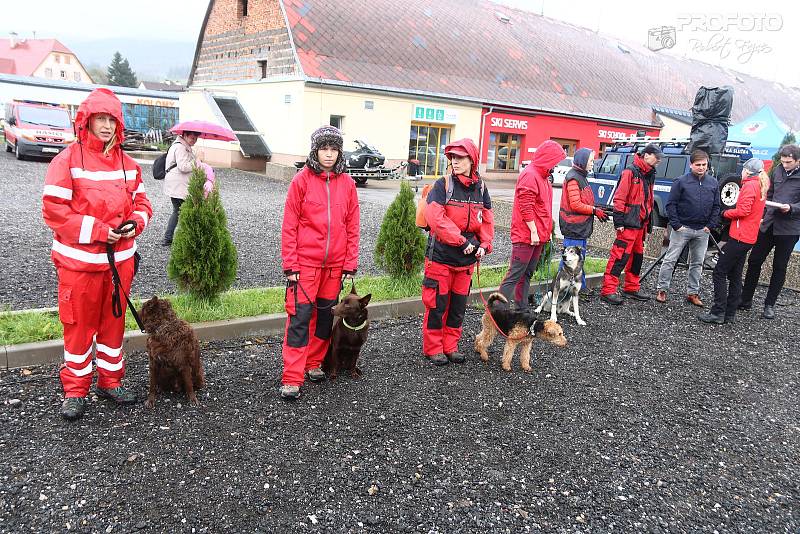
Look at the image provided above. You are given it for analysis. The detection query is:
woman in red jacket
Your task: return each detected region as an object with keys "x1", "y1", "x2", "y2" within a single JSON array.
[
  {"x1": 280, "y1": 126, "x2": 360, "y2": 399},
  {"x1": 699, "y1": 158, "x2": 769, "y2": 324},
  {"x1": 499, "y1": 140, "x2": 566, "y2": 308},
  {"x1": 422, "y1": 138, "x2": 494, "y2": 365},
  {"x1": 42, "y1": 88, "x2": 153, "y2": 421}
]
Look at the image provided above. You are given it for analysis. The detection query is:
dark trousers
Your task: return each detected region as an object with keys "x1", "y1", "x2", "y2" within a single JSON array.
[
  {"x1": 499, "y1": 243, "x2": 544, "y2": 307},
  {"x1": 710, "y1": 238, "x2": 751, "y2": 317},
  {"x1": 163, "y1": 197, "x2": 184, "y2": 244},
  {"x1": 741, "y1": 226, "x2": 799, "y2": 306}
]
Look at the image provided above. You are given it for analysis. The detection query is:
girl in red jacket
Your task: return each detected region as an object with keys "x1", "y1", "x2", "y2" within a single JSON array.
[
  {"x1": 699, "y1": 159, "x2": 769, "y2": 324},
  {"x1": 42, "y1": 88, "x2": 153, "y2": 421},
  {"x1": 422, "y1": 139, "x2": 494, "y2": 365},
  {"x1": 499, "y1": 140, "x2": 565, "y2": 307},
  {"x1": 280, "y1": 126, "x2": 360, "y2": 399}
]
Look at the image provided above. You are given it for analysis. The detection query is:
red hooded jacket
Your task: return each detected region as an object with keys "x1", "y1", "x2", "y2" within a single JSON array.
[
  {"x1": 612, "y1": 154, "x2": 655, "y2": 229},
  {"x1": 42, "y1": 88, "x2": 152, "y2": 272},
  {"x1": 281, "y1": 166, "x2": 360, "y2": 273},
  {"x1": 424, "y1": 138, "x2": 494, "y2": 267},
  {"x1": 510, "y1": 140, "x2": 566, "y2": 244},
  {"x1": 723, "y1": 174, "x2": 768, "y2": 245}
]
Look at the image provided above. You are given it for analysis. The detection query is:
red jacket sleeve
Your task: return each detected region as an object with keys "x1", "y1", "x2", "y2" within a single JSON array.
[
  {"x1": 566, "y1": 179, "x2": 594, "y2": 215},
  {"x1": 517, "y1": 179, "x2": 538, "y2": 222},
  {"x1": 723, "y1": 181, "x2": 756, "y2": 220},
  {"x1": 425, "y1": 179, "x2": 467, "y2": 247},
  {"x1": 343, "y1": 179, "x2": 360, "y2": 273},
  {"x1": 613, "y1": 168, "x2": 633, "y2": 214},
  {"x1": 128, "y1": 162, "x2": 153, "y2": 236},
  {"x1": 42, "y1": 152, "x2": 110, "y2": 244},
  {"x1": 281, "y1": 177, "x2": 303, "y2": 274},
  {"x1": 477, "y1": 185, "x2": 494, "y2": 253}
]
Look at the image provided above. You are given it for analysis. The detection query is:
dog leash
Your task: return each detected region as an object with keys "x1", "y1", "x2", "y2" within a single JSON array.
[
  {"x1": 291, "y1": 275, "x2": 355, "y2": 311},
  {"x1": 474, "y1": 261, "x2": 533, "y2": 341},
  {"x1": 107, "y1": 220, "x2": 145, "y2": 333}
]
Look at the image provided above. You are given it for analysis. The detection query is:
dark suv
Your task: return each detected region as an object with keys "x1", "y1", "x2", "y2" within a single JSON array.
[{"x1": 590, "y1": 139, "x2": 752, "y2": 233}]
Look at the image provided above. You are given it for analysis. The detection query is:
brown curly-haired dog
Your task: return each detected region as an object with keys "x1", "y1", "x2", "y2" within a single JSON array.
[
  {"x1": 140, "y1": 296, "x2": 205, "y2": 408},
  {"x1": 474, "y1": 292, "x2": 567, "y2": 372}
]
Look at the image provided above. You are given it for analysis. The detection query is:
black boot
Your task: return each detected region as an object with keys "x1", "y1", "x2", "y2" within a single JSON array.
[
  {"x1": 445, "y1": 352, "x2": 466, "y2": 364},
  {"x1": 600, "y1": 293, "x2": 623, "y2": 305},
  {"x1": 698, "y1": 312, "x2": 724, "y2": 324},
  {"x1": 61, "y1": 397, "x2": 87, "y2": 421},
  {"x1": 762, "y1": 305, "x2": 776, "y2": 320}
]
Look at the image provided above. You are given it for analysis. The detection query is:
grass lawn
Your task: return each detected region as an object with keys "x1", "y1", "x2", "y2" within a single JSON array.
[{"x1": 0, "y1": 258, "x2": 606, "y2": 346}]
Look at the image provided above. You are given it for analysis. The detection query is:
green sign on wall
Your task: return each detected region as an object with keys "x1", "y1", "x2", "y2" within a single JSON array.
[{"x1": 414, "y1": 106, "x2": 447, "y2": 122}]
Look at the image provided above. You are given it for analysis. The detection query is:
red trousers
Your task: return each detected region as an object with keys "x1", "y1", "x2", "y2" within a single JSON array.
[
  {"x1": 421, "y1": 259, "x2": 473, "y2": 356},
  {"x1": 57, "y1": 261, "x2": 134, "y2": 397},
  {"x1": 281, "y1": 266, "x2": 342, "y2": 386},
  {"x1": 602, "y1": 227, "x2": 646, "y2": 295}
]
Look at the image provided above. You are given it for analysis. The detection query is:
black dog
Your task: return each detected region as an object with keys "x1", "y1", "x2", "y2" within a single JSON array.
[{"x1": 321, "y1": 284, "x2": 371, "y2": 379}]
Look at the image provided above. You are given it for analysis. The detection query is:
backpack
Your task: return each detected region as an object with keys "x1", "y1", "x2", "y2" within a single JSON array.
[
  {"x1": 415, "y1": 175, "x2": 485, "y2": 230},
  {"x1": 152, "y1": 143, "x2": 178, "y2": 180}
]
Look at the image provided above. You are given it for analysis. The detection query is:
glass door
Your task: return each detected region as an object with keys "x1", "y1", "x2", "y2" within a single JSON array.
[{"x1": 409, "y1": 123, "x2": 451, "y2": 177}]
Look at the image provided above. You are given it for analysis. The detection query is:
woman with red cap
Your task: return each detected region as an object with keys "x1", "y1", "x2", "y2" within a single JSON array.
[
  {"x1": 499, "y1": 140, "x2": 566, "y2": 307},
  {"x1": 42, "y1": 88, "x2": 153, "y2": 421},
  {"x1": 421, "y1": 138, "x2": 494, "y2": 365}
]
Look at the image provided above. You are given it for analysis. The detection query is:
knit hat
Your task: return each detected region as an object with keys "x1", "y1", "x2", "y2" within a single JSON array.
[
  {"x1": 306, "y1": 125, "x2": 346, "y2": 174},
  {"x1": 743, "y1": 158, "x2": 764, "y2": 176}
]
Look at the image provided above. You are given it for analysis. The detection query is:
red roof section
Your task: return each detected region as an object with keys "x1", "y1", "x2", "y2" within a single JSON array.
[
  {"x1": 0, "y1": 38, "x2": 73, "y2": 77},
  {"x1": 282, "y1": 0, "x2": 800, "y2": 129}
]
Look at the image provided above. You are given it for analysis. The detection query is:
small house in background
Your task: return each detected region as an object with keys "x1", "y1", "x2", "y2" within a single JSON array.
[
  {"x1": 138, "y1": 80, "x2": 185, "y2": 93},
  {"x1": 0, "y1": 34, "x2": 93, "y2": 84}
]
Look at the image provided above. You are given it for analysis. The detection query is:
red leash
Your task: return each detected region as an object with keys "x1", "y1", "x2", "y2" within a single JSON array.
[{"x1": 474, "y1": 260, "x2": 532, "y2": 341}]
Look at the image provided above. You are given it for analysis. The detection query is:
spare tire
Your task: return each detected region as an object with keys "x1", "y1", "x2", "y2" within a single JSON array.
[{"x1": 718, "y1": 173, "x2": 741, "y2": 211}]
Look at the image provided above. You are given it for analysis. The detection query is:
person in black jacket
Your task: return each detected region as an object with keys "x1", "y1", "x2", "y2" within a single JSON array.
[
  {"x1": 655, "y1": 150, "x2": 719, "y2": 306},
  {"x1": 739, "y1": 144, "x2": 800, "y2": 319}
]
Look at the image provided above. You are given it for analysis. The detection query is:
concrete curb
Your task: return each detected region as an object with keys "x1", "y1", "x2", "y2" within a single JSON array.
[{"x1": 2, "y1": 274, "x2": 604, "y2": 370}]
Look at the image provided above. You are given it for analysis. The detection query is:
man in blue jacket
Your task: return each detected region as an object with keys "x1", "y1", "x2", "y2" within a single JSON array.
[{"x1": 655, "y1": 150, "x2": 720, "y2": 306}]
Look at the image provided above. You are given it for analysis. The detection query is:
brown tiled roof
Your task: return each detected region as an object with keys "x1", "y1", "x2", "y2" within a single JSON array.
[{"x1": 282, "y1": 0, "x2": 800, "y2": 129}]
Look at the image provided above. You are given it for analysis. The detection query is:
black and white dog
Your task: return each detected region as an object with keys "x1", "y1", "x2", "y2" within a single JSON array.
[{"x1": 534, "y1": 246, "x2": 586, "y2": 325}]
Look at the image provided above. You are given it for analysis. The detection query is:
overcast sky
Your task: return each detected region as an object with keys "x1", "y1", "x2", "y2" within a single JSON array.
[{"x1": 3, "y1": 0, "x2": 798, "y2": 87}]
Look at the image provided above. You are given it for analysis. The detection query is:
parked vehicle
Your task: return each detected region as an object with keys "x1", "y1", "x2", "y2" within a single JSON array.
[
  {"x1": 344, "y1": 139, "x2": 385, "y2": 170},
  {"x1": 551, "y1": 157, "x2": 573, "y2": 186},
  {"x1": 4, "y1": 101, "x2": 74, "y2": 160}
]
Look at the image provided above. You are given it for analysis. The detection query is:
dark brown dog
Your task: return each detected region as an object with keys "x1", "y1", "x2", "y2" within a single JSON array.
[
  {"x1": 474, "y1": 292, "x2": 567, "y2": 372},
  {"x1": 139, "y1": 296, "x2": 205, "y2": 408},
  {"x1": 321, "y1": 285, "x2": 371, "y2": 379}
]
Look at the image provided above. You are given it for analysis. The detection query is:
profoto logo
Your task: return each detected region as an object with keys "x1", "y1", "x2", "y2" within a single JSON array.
[{"x1": 648, "y1": 26, "x2": 676, "y2": 51}]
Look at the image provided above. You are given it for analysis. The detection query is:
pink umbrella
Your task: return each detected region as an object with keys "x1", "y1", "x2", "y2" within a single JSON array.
[{"x1": 170, "y1": 120, "x2": 236, "y2": 142}]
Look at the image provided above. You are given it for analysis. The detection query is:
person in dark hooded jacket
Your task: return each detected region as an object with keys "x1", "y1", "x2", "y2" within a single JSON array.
[
  {"x1": 499, "y1": 140, "x2": 566, "y2": 307},
  {"x1": 279, "y1": 126, "x2": 360, "y2": 399},
  {"x1": 421, "y1": 138, "x2": 494, "y2": 365},
  {"x1": 558, "y1": 147, "x2": 609, "y2": 290},
  {"x1": 42, "y1": 88, "x2": 153, "y2": 421}
]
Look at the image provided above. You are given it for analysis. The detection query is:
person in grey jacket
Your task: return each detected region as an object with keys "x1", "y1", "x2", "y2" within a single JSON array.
[
  {"x1": 739, "y1": 143, "x2": 800, "y2": 319},
  {"x1": 162, "y1": 131, "x2": 202, "y2": 246},
  {"x1": 655, "y1": 150, "x2": 720, "y2": 306}
]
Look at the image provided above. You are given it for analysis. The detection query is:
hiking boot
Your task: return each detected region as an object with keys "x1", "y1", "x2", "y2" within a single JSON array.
[
  {"x1": 724, "y1": 315, "x2": 736, "y2": 324},
  {"x1": 737, "y1": 301, "x2": 752, "y2": 311},
  {"x1": 686, "y1": 294, "x2": 704, "y2": 307},
  {"x1": 306, "y1": 368, "x2": 326, "y2": 383},
  {"x1": 762, "y1": 305, "x2": 776, "y2": 320},
  {"x1": 622, "y1": 290, "x2": 650, "y2": 301},
  {"x1": 445, "y1": 352, "x2": 466, "y2": 364},
  {"x1": 61, "y1": 397, "x2": 87, "y2": 421},
  {"x1": 96, "y1": 386, "x2": 136, "y2": 405},
  {"x1": 427, "y1": 353, "x2": 449, "y2": 366},
  {"x1": 280, "y1": 385, "x2": 300, "y2": 400},
  {"x1": 655, "y1": 290, "x2": 667, "y2": 303},
  {"x1": 600, "y1": 293, "x2": 623, "y2": 305},
  {"x1": 698, "y1": 312, "x2": 724, "y2": 324}
]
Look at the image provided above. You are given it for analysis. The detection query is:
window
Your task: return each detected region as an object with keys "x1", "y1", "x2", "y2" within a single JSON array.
[
  {"x1": 550, "y1": 137, "x2": 578, "y2": 156},
  {"x1": 408, "y1": 123, "x2": 451, "y2": 177},
  {"x1": 64, "y1": 55, "x2": 71, "y2": 65},
  {"x1": 330, "y1": 115, "x2": 344, "y2": 129},
  {"x1": 60, "y1": 70, "x2": 66, "y2": 79},
  {"x1": 73, "y1": 72, "x2": 81, "y2": 82},
  {"x1": 258, "y1": 60, "x2": 268, "y2": 79},
  {"x1": 663, "y1": 157, "x2": 685, "y2": 180},
  {"x1": 598, "y1": 154, "x2": 622, "y2": 175},
  {"x1": 240, "y1": 0, "x2": 248, "y2": 16},
  {"x1": 364, "y1": 100, "x2": 374, "y2": 110},
  {"x1": 54, "y1": 54, "x2": 60, "y2": 63},
  {"x1": 45, "y1": 68, "x2": 52, "y2": 78},
  {"x1": 284, "y1": 94, "x2": 292, "y2": 104},
  {"x1": 487, "y1": 132, "x2": 522, "y2": 171}
]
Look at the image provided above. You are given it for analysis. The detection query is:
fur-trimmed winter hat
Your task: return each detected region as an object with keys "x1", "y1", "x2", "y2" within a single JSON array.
[{"x1": 306, "y1": 125, "x2": 346, "y2": 174}]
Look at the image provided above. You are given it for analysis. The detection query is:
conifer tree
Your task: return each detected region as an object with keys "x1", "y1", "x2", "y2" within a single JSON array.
[
  {"x1": 168, "y1": 167, "x2": 237, "y2": 300},
  {"x1": 769, "y1": 132, "x2": 797, "y2": 177},
  {"x1": 375, "y1": 180, "x2": 426, "y2": 278},
  {"x1": 106, "y1": 52, "x2": 138, "y2": 88}
]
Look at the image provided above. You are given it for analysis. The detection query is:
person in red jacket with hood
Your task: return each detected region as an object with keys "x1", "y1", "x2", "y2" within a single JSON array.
[
  {"x1": 499, "y1": 140, "x2": 566, "y2": 307},
  {"x1": 280, "y1": 126, "x2": 360, "y2": 399},
  {"x1": 600, "y1": 144, "x2": 662, "y2": 305},
  {"x1": 699, "y1": 158, "x2": 769, "y2": 324},
  {"x1": 42, "y1": 88, "x2": 153, "y2": 421},
  {"x1": 422, "y1": 138, "x2": 494, "y2": 365}
]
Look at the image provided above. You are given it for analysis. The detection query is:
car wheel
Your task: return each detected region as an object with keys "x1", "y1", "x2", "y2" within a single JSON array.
[
  {"x1": 14, "y1": 142, "x2": 25, "y2": 161},
  {"x1": 4, "y1": 139, "x2": 11, "y2": 152},
  {"x1": 354, "y1": 176, "x2": 368, "y2": 187},
  {"x1": 719, "y1": 173, "x2": 741, "y2": 211}
]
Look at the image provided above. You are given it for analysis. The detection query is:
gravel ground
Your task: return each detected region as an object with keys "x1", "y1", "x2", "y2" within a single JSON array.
[
  {"x1": 0, "y1": 152, "x2": 513, "y2": 310},
  {"x1": 1, "y1": 283, "x2": 798, "y2": 532}
]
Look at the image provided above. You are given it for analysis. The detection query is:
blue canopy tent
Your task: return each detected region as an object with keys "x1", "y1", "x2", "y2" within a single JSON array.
[{"x1": 728, "y1": 105, "x2": 792, "y2": 160}]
